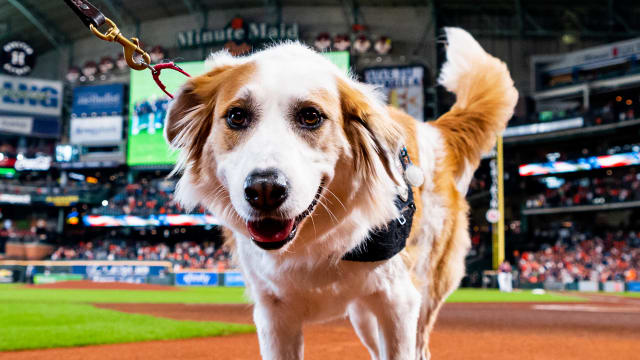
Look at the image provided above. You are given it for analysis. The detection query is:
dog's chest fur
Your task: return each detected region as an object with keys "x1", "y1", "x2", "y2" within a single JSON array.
[{"x1": 236, "y1": 237, "x2": 411, "y2": 321}]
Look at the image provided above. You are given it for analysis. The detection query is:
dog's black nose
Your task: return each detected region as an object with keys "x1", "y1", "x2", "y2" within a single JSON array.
[{"x1": 244, "y1": 168, "x2": 289, "y2": 211}]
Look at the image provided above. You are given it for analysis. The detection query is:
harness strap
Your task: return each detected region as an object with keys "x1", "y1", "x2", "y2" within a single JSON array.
[{"x1": 342, "y1": 148, "x2": 416, "y2": 262}]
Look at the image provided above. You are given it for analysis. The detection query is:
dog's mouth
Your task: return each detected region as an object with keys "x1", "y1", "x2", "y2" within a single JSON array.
[{"x1": 248, "y1": 183, "x2": 323, "y2": 251}]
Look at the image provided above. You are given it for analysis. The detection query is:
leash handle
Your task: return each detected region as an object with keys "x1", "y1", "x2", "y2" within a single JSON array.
[{"x1": 63, "y1": 0, "x2": 105, "y2": 29}]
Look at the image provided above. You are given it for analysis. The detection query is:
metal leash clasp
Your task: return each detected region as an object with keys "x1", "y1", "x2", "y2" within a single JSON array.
[
  {"x1": 89, "y1": 17, "x2": 151, "y2": 71},
  {"x1": 150, "y1": 62, "x2": 191, "y2": 99}
]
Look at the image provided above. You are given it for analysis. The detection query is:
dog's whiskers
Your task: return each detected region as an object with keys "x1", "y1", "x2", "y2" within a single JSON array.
[
  {"x1": 321, "y1": 186, "x2": 346, "y2": 211},
  {"x1": 317, "y1": 198, "x2": 339, "y2": 224}
]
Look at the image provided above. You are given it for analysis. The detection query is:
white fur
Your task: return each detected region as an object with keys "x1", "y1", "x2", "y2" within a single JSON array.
[
  {"x1": 170, "y1": 29, "x2": 512, "y2": 360},
  {"x1": 437, "y1": 27, "x2": 488, "y2": 95}
]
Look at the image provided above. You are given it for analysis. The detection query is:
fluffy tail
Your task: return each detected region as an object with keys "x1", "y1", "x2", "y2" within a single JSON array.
[{"x1": 434, "y1": 27, "x2": 518, "y2": 178}]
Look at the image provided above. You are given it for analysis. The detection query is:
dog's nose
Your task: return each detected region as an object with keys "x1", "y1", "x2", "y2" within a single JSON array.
[{"x1": 244, "y1": 168, "x2": 289, "y2": 211}]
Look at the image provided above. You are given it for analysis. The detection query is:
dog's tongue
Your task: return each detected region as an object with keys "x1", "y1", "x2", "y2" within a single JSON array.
[{"x1": 248, "y1": 218, "x2": 295, "y2": 243}]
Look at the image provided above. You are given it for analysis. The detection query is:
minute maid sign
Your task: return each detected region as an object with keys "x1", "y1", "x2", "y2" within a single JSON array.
[{"x1": 177, "y1": 17, "x2": 298, "y2": 49}]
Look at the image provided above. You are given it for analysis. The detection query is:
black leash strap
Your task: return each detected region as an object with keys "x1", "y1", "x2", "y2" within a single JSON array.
[{"x1": 63, "y1": 0, "x2": 105, "y2": 29}]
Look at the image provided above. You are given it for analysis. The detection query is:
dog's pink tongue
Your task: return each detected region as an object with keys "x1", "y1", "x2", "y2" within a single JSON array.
[{"x1": 248, "y1": 218, "x2": 294, "y2": 243}]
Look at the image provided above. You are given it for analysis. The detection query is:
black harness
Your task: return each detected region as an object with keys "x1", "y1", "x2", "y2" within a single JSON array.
[{"x1": 342, "y1": 148, "x2": 416, "y2": 262}]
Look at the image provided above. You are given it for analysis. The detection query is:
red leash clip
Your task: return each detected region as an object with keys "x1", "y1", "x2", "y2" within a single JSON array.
[{"x1": 151, "y1": 62, "x2": 191, "y2": 99}]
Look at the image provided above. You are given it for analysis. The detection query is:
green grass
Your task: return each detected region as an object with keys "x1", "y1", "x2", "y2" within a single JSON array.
[
  {"x1": 446, "y1": 288, "x2": 586, "y2": 303},
  {"x1": 0, "y1": 284, "x2": 249, "y2": 304},
  {"x1": 0, "y1": 302, "x2": 254, "y2": 351},
  {"x1": 0, "y1": 285, "x2": 254, "y2": 351}
]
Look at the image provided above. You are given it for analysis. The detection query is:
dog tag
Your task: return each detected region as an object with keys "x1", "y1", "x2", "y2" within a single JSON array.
[
  {"x1": 404, "y1": 164, "x2": 424, "y2": 187},
  {"x1": 398, "y1": 185, "x2": 409, "y2": 202}
]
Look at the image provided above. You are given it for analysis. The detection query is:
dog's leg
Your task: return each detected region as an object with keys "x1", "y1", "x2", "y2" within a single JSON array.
[
  {"x1": 348, "y1": 299, "x2": 380, "y2": 360},
  {"x1": 253, "y1": 301, "x2": 304, "y2": 360},
  {"x1": 361, "y1": 273, "x2": 421, "y2": 360}
]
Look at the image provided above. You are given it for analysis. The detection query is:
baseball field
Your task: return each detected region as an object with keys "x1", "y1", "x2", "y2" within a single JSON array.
[{"x1": 2, "y1": 281, "x2": 639, "y2": 359}]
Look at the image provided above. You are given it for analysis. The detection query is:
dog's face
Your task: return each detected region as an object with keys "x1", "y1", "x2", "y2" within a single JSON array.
[{"x1": 166, "y1": 44, "x2": 401, "y2": 253}]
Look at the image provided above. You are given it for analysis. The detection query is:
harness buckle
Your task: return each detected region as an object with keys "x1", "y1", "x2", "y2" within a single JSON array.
[{"x1": 397, "y1": 214, "x2": 407, "y2": 225}]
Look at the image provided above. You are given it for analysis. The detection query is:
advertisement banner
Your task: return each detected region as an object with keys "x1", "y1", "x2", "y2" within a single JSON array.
[
  {"x1": 578, "y1": 281, "x2": 599, "y2": 292},
  {"x1": 70, "y1": 116, "x2": 123, "y2": 144},
  {"x1": 0, "y1": 193, "x2": 31, "y2": 204},
  {"x1": 504, "y1": 117, "x2": 584, "y2": 137},
  {"x1": 71, "y1": 264, "x2": 167, "y2": 283},
  {"x1": 82, "y1": 214, "x2": 218, "y2": 227},
  {"x1": 603, "y1": 281, "x2": 625, "y2": 292},
  {"x1": 363, "y1": 66, "x2": 425, "y2": 121},
  {"x1": 542, "y1": 37, "x2": 640, "y2": 73},
  {"x1": 33, "y1": 273, "x2": 84, "y2": 284},
  {"x1": 72, "y1": 84, "x2": 124, "y2": 117},
  {"x1": 15, "y1": 155, "x2": 52, "y2": 171},
  {"x1": 175, "y1": 271, "x2": 219, "y2": 286},
  {"x1": 0, "y1": 115, "x2": 33, "y2": 135},
  {"x1": 519, "y1": 151, "x2": 640, "y2": 176},
  {"x1": 177, "y1": 19, "x2": 299, "y2": 48},
  {"x1": 0, "y1": 269, "x2": 13, "y2": 283},
  {"x1": 45, "y1": 195, "x2": 79, "y2": 207},
  {"x1": 224, "y1": 272, "x2": 245, "y2": 287},
  {"x1": 0, "y1": 74, "x2": 62, "y2": 117},
  {"x1": 627, "y1": 282, "x2": 640, "y2": 292}
]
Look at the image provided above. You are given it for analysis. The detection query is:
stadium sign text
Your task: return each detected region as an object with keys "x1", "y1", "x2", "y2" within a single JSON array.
[
  {"x1": 15, "y1": 156, "x2": 51, "y2": 171},
  {"x1": 0, "y1": 75, "x2": 62, "y2": 117},
  {"x1": 175, "y1": 271, "x2": 219, "y2": 286},
  {"x1": 177, "y1": 19, "x2": 299, "y2": 48},
  {"x1": 72, "y1": 84, "x2": 124, "y2": 117}
]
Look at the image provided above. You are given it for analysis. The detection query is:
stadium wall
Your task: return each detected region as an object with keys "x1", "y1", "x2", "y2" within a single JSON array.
[
  {"x1": 2, "y1": 260, "x2": 638, "y2": 292},
  {"x1": 0, "y1": 260, "x2": 245, "y2": 287}
]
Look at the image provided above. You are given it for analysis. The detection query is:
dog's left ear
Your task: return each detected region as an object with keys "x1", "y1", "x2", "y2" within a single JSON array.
[{"x1": 338, "y1": 78, "x2": 403, "y2": 184}]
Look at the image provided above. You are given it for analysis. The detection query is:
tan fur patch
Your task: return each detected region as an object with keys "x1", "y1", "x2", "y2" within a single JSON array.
[
  {"x1": 165, "y1": 62, "x2": 256, "y2": 183},
  {"x1": 337, "y1": 79, "x2": 403, "y2": 185}
]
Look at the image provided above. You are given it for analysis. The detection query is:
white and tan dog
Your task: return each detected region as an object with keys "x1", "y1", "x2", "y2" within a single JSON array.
[{"x1": 165, "y1": 28, "x2": 517, "y2": 360}]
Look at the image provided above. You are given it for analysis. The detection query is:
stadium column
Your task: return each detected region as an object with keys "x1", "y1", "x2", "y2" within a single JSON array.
[{"x1": 492, "y1": 135, "x2": 505, "y2": 269}]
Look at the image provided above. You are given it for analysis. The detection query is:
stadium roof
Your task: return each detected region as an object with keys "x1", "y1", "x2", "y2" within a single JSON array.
[{"x1": 2, "y1": 0, "x2": 640, "y2": 55}]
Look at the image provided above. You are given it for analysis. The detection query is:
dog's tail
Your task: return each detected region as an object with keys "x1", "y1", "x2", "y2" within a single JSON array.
[{"x1": 434, "y1": 27, "x2": 518, "y2": 179}]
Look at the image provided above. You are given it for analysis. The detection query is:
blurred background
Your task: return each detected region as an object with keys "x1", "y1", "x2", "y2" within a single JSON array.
[{"x1": 0, "y1": 0, "x2": 639, "y2": 293}]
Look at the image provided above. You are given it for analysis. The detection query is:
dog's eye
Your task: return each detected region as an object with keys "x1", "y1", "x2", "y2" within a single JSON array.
[
  {"x1": 297, "y1": 107, "x2": 323, "y2": 129},
  {"x1": 227, "y1": 107, "x2": 249, "y2": 129}
]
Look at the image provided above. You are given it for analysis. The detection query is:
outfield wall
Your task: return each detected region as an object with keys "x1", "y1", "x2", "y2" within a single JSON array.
[
  {"x1": 0, "y1": 260, "x2": 245, "y2": 287},
  {"x1": 2, "y1": 260, "x2": 638, "y2": 292}
]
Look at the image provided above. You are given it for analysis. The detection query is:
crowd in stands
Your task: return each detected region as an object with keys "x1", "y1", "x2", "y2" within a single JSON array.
[
  {"x1": 517, "y1": 229, "x2": 640, "y2": 284},
  {"x1": 525, "y1": 168, "x2": 640, "y2": 209},
  {"x1": 50, "y1": 239, "x2": 234, "y2": 270},
  {"x1": 92, "y1": 177, "x2": 207, "y2": 217}
]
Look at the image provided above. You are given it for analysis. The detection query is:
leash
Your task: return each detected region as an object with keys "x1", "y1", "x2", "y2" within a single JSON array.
[{"x1": 63, "y1": 0, "x2": 190, "y2": 98}]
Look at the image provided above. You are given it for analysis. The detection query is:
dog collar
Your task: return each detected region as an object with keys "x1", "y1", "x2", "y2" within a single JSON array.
[{"x1": 342, "y1": 147, "x2": 417, "y2": 262}]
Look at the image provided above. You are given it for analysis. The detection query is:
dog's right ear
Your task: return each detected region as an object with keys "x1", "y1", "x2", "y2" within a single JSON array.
[{"x1": 164, "y1": 63, "x2": 237, "y2": 157}]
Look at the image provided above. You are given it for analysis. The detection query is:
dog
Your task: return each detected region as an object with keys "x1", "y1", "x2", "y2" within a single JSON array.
[{"x1": 165, "y1": 27, "x2": 518, "y2": 360}]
